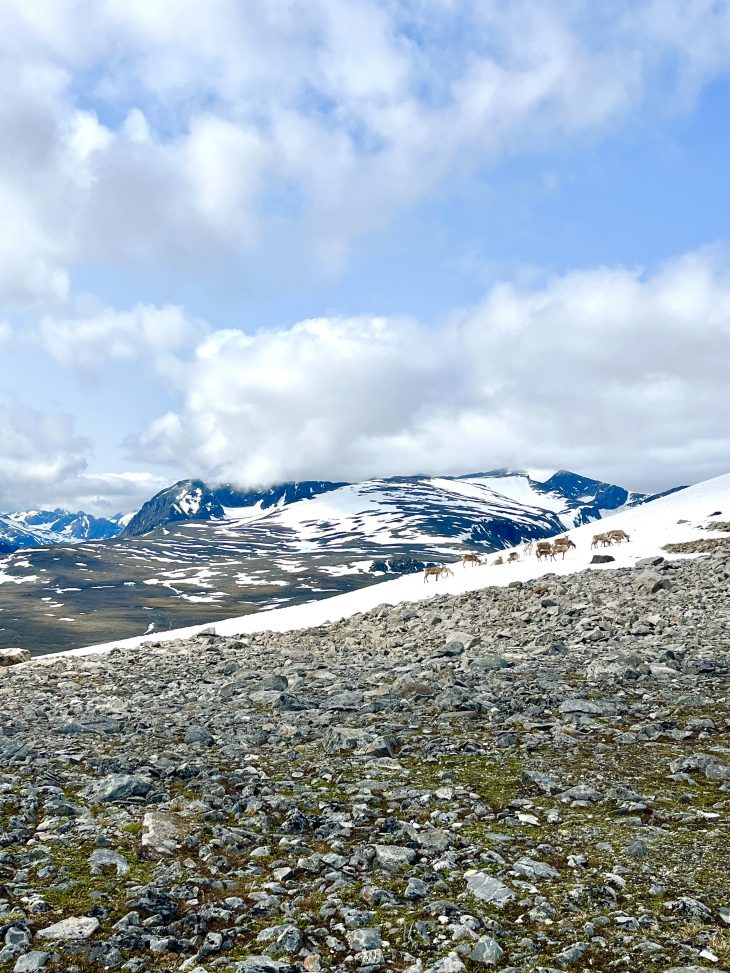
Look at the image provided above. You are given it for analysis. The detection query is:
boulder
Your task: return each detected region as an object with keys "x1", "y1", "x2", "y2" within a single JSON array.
[
  {"x1": 84, "y1": 774, "x2": 152, "y2": 803},
  {"x1": 0, "y1": 648, "x2": 30, "y2": 667},
  {"x1": 36, "y1": 917, "x2": 99, "y2": 941}
]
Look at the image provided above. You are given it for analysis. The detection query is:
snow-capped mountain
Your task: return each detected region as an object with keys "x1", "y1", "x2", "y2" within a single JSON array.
[
  {"x1": 123, "y1": 468, "x2": 674, "y2": 540},
  {"x1": 0, "y1": 509, "x2": 127, "y2": 552},
  {"x1": 122, "y1": 479, "x2": 347, "y2": 536}
]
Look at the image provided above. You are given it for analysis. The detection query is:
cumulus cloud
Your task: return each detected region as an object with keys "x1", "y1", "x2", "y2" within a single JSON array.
[
  {"x1": 0, "y1": 398, "x2": 167, "y2": 513},
  {"x1": 130, "y1": 247, "x2": 730, "y2": 493},
  {"x1": 1, "y1": 0, "x2": 729, "y2": 306},
  {"x1": 39, "y1": 303, "x2": 203, "y2": 372}
]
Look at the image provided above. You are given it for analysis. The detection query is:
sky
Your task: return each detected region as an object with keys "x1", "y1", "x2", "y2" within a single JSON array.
[{"x1": 1, "y1": 0, "x2": 729, "y2": 515}]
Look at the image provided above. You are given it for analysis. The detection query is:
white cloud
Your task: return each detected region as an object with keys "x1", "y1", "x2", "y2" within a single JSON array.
[
  {"x1": 39, "y1": 303, "x2": 203, "y2": 372},
  {"x1": 0, "y1": 0, "x2": 729, "y2": 306},
  {"x1": 0, "y1": 397, "x2": 168, "y2": 513},
  {"x1": 131, "y1": 247, "x2": 730, "y2": 493}
]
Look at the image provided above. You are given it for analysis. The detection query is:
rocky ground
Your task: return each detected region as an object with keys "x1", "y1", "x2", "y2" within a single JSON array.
[{"x1": 1, "y1": 550, "x2": 729, "y2": 973}]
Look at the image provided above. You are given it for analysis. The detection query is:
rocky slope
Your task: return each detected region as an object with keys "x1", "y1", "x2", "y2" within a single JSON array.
[{"x1": 1, "y1": 547, "x2": 729, "y2": 973}]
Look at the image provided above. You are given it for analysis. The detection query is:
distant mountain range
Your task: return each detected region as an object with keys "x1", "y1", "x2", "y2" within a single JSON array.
[
  {"x1": 120, "y1": 469, "x2": 680, "y2": 541},
  {"x1": 0, "y1": 470, "x2": 683, "y2": 554},
  {"x1": 0, "y1": 468, "x2": 687, "y2": 655},
  {"x1": 0, "y1": 508, "x2": 131, "y2": 553}
]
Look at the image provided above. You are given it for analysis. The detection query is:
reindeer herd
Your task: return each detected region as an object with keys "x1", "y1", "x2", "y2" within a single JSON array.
[{"x1": 423, "y1": 526, "x2": 632, "y2": 581}]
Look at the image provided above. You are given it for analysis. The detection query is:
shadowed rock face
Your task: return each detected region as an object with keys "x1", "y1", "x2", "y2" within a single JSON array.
[{"x1": 0, "y1": 549, "x2": 728, "y2": 971}]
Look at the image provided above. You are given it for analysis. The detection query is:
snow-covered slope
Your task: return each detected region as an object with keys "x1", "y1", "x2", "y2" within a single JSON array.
[
  {"x1": 199, "y1": 469, "x2": 663, "y2": 550},
  {"x1": 64, "y1": 471, "x2": 728, "y2": 657}
]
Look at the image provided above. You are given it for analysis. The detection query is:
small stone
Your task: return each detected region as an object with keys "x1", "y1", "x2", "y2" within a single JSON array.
[
  {"x1": 84, "y1": 774, "x2": 152, "y2": 803},
  {"x1": 185, "y1": 725, "x2": 214, "y2": 745},
  {"x1": 141, "y1": 810, "x2": 187, "y2": 855},
  {"x1": 513, "y1": 857, "x2": 560, "y2": 880},
  {"x1": 465, "y1": 872, "x2": 515, "y2": 906},
  {"x1": 89, "y1": 848, "x2": 129, "y2": 877},
  {"x1": 347, "y1": 928, "x2": 382, "y2": 951},
  {"x1": 373, "y1": 845, "x2": 416, "y2": 869},
  {"x1": 470, "y1": 935, "x2": 503, "y2": 965},
  {"x1": 14, "y1": 953, "x2": 50, "y2": 973}
]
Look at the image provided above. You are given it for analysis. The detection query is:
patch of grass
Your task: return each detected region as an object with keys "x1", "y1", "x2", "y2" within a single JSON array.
[{"x1": 405, "y1": 751, "x2": 525, "y2": 812}]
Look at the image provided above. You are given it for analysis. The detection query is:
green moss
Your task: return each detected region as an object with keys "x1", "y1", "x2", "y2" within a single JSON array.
[
  {"x1": 405, "y1": 751, "x2": 525, "y2": 811},
  {"x1": 38, "y1": 840, "x2": 156, "y2": 927}
]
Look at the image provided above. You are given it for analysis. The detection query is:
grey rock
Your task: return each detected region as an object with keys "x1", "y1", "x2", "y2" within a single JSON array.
[
  {"x1": 513, "y1": 857, "x2": 560, "y2": 880},
  {"x1": 14, "y1": 953, "x2": 50, "y2": 973},
  {"x1": 141, "y1": 810, "x2": 187, "y2": 855},
  {"x1": 89, "y1": 848, "x2": 129, "y2": 876},
  {"x1": 465, "y1": 872, "x2": 515, "y2": 906},
  {"x1": 470, "y1": 935, "x2": 503, "y2": 965},
  {"x1": 36, "y1": 917, "x2": 99, "y2": 941},
  {"x1": 84, "y1": 774, "x2": 152, "y2": 803},
  {"x1": 0, "y1": 648, "x2": 30, "y2": 666},
  {"x1": 373, "y1": 845, "x2": 417, "y2": 869},
  {"x1": 347, "y1": 928, "x2": 382, "y2": 951},
  {"x1": 559, "y1": 698, "x2": 601, "y2": 715},
  {"x1": 185, "y1": 725, "x2": 214, "y2": 745}
]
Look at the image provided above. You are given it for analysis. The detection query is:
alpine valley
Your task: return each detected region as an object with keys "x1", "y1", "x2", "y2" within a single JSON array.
[{"x1": 0, "y1": 469, "x2": 682, "y2": 655}]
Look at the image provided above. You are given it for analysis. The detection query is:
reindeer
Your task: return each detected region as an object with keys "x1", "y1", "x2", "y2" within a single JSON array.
[
  {"x1": 493, "y1": 555, "x2": 504, "y2": 566},
  {"x1": 535, "y1": 541, "x2": 556, "y2": 561},
  {"x1": 507, "y1": 551, "x2": 520, "y2": 563},
  {"x1": 462, "y1": 553, "x2": 482, "y2": 567},
  {"x1": 606, "y1": 528, "x2": 630, "y2": 543},
  {"x1": 423, "y1": 565, "x2": 454, "y2": 583},
  {"x1": 552, "y1": 537, "x2": 576, "y2": 559},
  {"x1": 523, "y1": 540, "x2": 534, "y2": 557},
  {"x1": 591, "y1": 532, "x2": 611, "y2": 548}
]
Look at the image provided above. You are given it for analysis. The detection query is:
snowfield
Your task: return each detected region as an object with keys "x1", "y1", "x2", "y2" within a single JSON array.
[{"x1": 54, "y1": 471, "x2": 729, "y2": 659}]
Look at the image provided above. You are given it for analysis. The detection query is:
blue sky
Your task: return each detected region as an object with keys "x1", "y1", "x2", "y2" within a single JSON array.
[{"x1": 1, "y1": 1, "x2": 729, "y2": 512}]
